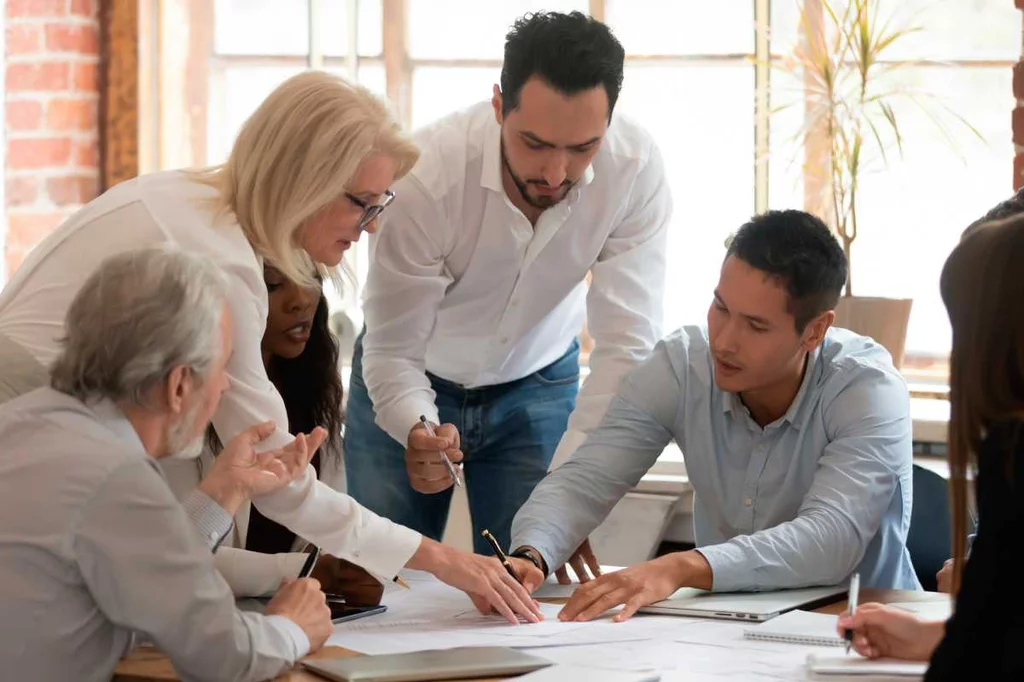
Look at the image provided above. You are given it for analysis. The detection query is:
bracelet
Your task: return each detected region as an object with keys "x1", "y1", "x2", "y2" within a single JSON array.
[{"x1": 510, "y1": 547, "x2": 548, "y2": 577}]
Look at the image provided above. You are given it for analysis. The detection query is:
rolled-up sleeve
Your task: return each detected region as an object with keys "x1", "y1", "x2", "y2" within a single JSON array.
[
  {"x1": 698, "y1": 366, "x2": 912, "y2": 592},
  {"x1": 512, "y1": 341, "x2": 681, "y2": 570}
]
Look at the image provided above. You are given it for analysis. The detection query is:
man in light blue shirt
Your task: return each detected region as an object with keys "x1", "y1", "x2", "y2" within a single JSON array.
[{"x1": 509, "y1": 210, "x2": 920, "y2": 622}]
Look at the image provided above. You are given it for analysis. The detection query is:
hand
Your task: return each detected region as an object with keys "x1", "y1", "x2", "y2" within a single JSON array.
[
  {"x1": 505, "y1": 556, "x2": 546, "y2": 593},
  {"x1": 265, "y1": 577, "x2": 332, "y2": 651},
  {"x1": 936, "y1": 559, "x2": 953, "y2": 594},
  {"x1": 407, "y1": 539, "x2": 542, "y2": 625},
  {"x1": 310, "y1": 554, "x2": 384, "y2": 606},
  {"x1": 559, "y1": 550, "x2": 710, "y2": 623},
  {"x1": 836, "y1": 603, "x2": 944, "y2": 661},
  {"x1": 554, "y1": 538, "x2": 601, "y2": 585},
  {"x1": 405, "y1": 421, "x2": 463, "y2": 494},
  {"x1": 201, "y1": 422, "x2": 327, "y2": 514}
]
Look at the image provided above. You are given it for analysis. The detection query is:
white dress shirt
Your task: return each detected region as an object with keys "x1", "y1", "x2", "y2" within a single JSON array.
[
  {"x1": 161, "y1": 441, "x2": 347, "y2": 598},
  {"x1": 0, "y1": 387, "x2": 308, "y2": 682},
  {"x1": 362, "y1": 102, "x2": 672, "y2": 467},
  {"x1": 0, "y1": 170, "x2": 421, "y2": 579}
]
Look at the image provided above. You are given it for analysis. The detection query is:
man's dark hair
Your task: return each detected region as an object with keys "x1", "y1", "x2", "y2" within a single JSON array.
[
  {"x1": 500, "y1": 11, "x2": 625, "y2": 120},
  {"x1": 963, "y1": 186, "x2": 1024, "y2": 238},
  {"x1": 726, "y1": 210, "x2": 847, "y2": 332}
]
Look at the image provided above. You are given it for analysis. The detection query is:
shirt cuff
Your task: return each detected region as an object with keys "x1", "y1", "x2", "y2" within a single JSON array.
[
  {"x1": 509, "y1": 531, "x2": 561, "y2": 578},
  {"x1": 379, "y1": 395, "x2": 440, "y2": 447},
  {"x1": 264, "y1": 614, "x2": 311, "y2": 660},
  {"x1": 694, "y1": 543, "x2": 749, "y2": 593},
  {"x1": 182, "y1": 489, "x2": 234, "y2": 551},
  {"x1": 347, "y1": 515, "x2": 423, "y2": 582}
]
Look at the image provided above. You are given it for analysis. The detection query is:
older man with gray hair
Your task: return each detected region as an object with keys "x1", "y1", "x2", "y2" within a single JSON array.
[{"x1": 0, "y1": 247, "x2": 332, "y2": 682}]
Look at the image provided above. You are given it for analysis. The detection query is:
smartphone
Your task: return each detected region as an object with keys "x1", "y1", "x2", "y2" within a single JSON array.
[{"x1": 328, "y1": 601, "x2": 387, "y2": 623}]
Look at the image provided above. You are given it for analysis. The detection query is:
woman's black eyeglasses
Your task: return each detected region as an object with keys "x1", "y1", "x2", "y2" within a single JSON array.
[{"x1": 345, "y1": 190, "x2": 396, "y2": 232}]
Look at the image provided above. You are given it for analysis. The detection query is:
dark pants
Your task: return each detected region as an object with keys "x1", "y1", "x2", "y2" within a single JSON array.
[{"x1": 344, "y1": 331, "x2": 579, "y2": 555}]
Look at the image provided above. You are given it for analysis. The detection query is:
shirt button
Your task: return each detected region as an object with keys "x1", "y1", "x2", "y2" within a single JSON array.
[
  {"x1": 744, "y1": 498, "x2": 753, "y2": 507},
  {"x1": 209, "y1": 531, "x2": 218, "y2": 540}
]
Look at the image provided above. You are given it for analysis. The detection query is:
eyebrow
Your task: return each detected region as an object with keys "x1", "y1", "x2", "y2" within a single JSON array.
[
  {"x1": 520, "y1": 131, "x2": 603, "y2": 149},
  {"x1": 713, "y1": 291, "x2": 772, "y2": 327}
]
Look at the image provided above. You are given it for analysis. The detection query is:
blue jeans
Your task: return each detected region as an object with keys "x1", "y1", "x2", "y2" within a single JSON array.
[{"x1": 345, "y1": 331, "x2": 579, "y2": 556}]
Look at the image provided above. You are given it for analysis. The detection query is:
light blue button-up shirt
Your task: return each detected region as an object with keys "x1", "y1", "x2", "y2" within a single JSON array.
[{"x1": 512, "y1": 326, "x2": 921, "y2": 591}]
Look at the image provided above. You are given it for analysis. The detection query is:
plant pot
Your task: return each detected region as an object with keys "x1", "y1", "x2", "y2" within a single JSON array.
[{"x1": 834, "y1": 296, "x2": 913, "y2": 369}]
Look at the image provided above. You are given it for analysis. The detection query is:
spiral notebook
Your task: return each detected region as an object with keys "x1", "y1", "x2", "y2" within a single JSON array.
[{"x1": 742, "y1": 609, "x2": 844, "y2": 647}]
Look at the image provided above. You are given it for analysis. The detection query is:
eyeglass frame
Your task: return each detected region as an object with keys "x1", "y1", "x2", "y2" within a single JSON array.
[{"x1": 345, "y1": 189, "x2": 396, "y2": 232}]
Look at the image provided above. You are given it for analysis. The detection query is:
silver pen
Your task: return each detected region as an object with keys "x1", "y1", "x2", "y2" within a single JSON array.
[
  {"x1": 844, "y1": 572, "x2": 860, "y2": 654},
  {"x1": 419, "y1": 415, "x2": 463, "y2": 487}
]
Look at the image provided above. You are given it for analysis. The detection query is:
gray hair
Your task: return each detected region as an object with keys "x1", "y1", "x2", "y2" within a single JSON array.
[{"x1": 50, "y1": 246, "x2": 230, "y2": 407}]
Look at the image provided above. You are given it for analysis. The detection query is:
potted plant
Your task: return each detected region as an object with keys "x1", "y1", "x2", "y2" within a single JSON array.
[{"x1": 770, "y1": 0, "x2": 979, "y2": 368}]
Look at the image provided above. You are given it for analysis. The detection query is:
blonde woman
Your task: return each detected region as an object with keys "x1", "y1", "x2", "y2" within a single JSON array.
[{"x1": 0, "y1": 72, "x2": 542, "y2": 623}]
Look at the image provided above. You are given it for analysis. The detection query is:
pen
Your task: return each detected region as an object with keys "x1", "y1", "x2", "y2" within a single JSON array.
[
  {"x1": 481, "y1": 529, "x2": 522, "y2": 585},
  {"x1": 393, "y1": 575, "x2": 410, "y2": 589},
  {"x1": 844, "y1": 572, "x2": 860, "y2": 654},
  {"x1": 418, "y1": 415, "x2": 463, "y2": 487}
]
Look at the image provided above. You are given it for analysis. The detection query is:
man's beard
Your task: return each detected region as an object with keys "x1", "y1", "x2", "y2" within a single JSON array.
[
  {"x1": 165, "y1": 396, "x2": 206, "y2": 460},
  {"x1": 500, "y1": 142, "x2": 573, "y2": 209}
]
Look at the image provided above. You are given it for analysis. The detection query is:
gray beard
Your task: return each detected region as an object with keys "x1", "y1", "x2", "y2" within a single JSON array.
[{"x1": 165, "y1": 398, "x2": 206, "y2": 460}]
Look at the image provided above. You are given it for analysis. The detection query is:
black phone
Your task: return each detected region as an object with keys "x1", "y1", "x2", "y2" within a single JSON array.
[{"x1": 328, "y1": 601, "x2": 387, "y2": 623}]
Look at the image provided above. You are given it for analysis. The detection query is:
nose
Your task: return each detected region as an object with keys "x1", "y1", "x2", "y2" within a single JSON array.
[
  {"x1": 541, "y1": 150, "x2": 569, "y2": 188},
  {"x1": 284, "y1": 286, "x2": 316, "y2": 314},
  {"x1": 716, "y1": 318, "x2": 740, "y2": 354}
]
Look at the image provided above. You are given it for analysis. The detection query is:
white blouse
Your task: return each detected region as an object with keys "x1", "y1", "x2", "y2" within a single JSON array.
[{"x1": 0, "y1": 170, "x2": 420, "y2": 581}]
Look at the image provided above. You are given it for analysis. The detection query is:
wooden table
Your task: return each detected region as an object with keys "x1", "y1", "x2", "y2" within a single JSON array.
[{"x1": 114, "y1": 589, "x2": 947, "y2": 681}]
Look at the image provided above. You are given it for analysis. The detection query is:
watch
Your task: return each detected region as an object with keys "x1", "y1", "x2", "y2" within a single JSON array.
[{"x1": 510, "y1": 546, "x2": 548, "y2": 577}]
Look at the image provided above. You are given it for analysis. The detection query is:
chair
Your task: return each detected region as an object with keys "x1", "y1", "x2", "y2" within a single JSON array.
[{"x1": 906, "y1": 464, "x2": 952, "y2": 591}]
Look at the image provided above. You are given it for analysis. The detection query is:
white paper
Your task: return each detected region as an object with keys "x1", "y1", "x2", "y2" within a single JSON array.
[
  {"x1": 532, "y1": 565, "x2": 624, "y2": 599},
  {"x1": 807, "y1": 652, "x2": 927, "y2": 677}
]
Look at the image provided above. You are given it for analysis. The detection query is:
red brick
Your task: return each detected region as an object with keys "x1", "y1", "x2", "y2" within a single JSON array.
[
  {"x1": 70, "y1": 0, "x2": 97, "y2": 18},
  {"x1": 1014, "y1": 107, "x2": 1024, "y2": 146},
  {"x1": 6, "y1": 100, "x2": 44, "y2": 131},
  {"x1": 7, "y1": 0, "x2": 67, "y2": 18},
  {"x1": 46, "y1": 97, "x2": 97, "y2": 131},
  {"x1": 8, "y1": 137, "x2": 73, "y2": 169},
  {"x1": 6, "y1": 176, "x2": 39, "y2": 207},
  {"x1": 71, "y1": 61, "x2": 98, "y2": 92},
  {"x1": 45, "y1": 23, "x2": 99, "y2": 54},
  {"x1": 6, "y1": 61, "x2": 69, "y2": 92},
  {"x1": 71, "y1": 139, "x2": 99, "y2": 168},
  {"x1": 1017, "y1": 0, "x2": 1024, "y2": 10},
  {"x1": 6, "y1": 23, "x2": 42, "y2": 54},
  {"x1": 1016, "y1": 153, "x2": 1024, "y2": 192},
  {"x1": 46, "y1": 174, "x2": 98, "y2": 205}
]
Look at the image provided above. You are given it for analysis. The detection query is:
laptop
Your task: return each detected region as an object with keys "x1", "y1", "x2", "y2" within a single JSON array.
[
  {"x1": 637, "y1": 585, "x2": 846, "y2": 622},
  {"x1": 301, "y1": 646, "x2": 552, "y2": 682}
]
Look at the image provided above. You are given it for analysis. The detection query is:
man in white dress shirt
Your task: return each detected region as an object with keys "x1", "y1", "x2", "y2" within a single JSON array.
[
  {"x1": 0, "y1": 247, "x2": 333, "y2": 681},
  {"x1": 346, "y1": 11, "x2": 672, "y2": 566}
]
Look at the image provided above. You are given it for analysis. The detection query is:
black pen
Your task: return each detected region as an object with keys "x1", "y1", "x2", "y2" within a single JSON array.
[{"x1": 481, "y1": 529, "x2": 521, "y2": 585}]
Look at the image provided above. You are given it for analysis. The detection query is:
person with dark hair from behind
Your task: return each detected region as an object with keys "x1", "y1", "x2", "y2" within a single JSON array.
[
  {"x1": 163, "y1": 264, "x2": 380, "y2": 603},
  {"x1": 837, "y1": 209, "x2": 1024, "y2": 681},
  {"x1": 348, "y1": 10, "x2": 671, "y2": 583},
  {"x1": 508, "y1": 210, "x2": 920, "y2": 622}
]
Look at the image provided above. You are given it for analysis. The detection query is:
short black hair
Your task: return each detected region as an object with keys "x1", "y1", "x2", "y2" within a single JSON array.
[
  {"x1": 726, "y1": 210, "x2": 847, "y2": 332},
  {"x1": 963, "y1": 186, "x2": 1024, "y2": 238},
  {"x1": 500, "y1": 11, "x2": 625, "y2": 120}
]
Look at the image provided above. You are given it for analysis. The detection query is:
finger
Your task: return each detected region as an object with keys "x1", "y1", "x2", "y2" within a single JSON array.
[
  {"x1": 613, "y1": 596, "x2": 646, "y2": 623},
  {"x1": 575, "y1": 587, "x2": 631, "y2": 622},
  {"x1": 555, "y1": 566, "x2": 571, "y2": 585},
  {"x1": 570, "y1": 556, "x2": 590, "y2": 583},
  {"x1": 469, "y1": 593, "x2": 493, "y2": 616},
  {"x1": 409, "y1": 432, "x2": 452, "y2": 451},
  {"x1": 482, "y1": 586, "x2": 519, "y2": 624},
  {"x1": 582, "y1": 543, "x2": 602, "y2": 578},
  {"x1": 493, "y1": 576, "x2": 540, "y2": 623},
  {"x1": 445, "y1": 449, "x2": 464, "y2": 464},
  {"x1": 304, "y1": 427, "x2": 328, "y2": 454},
  {"x1": 559, "y1": 579, "x2": 616, "y2": 621},
  {"x1": 244, "y1": 420, "x2": 277, "y2": 445},
  {"x1": 437, "y1": 423, "x2": 460, "y2": 450}
]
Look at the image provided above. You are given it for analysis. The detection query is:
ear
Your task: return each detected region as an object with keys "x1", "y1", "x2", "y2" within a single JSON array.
[
  {"x1": 164, "y1": 365, "x2": 192, "y2": 416},
  {"x1": 801, "y1": 310, "x2": 835, "y2": 352},
  {"x1": 491, "y1": 85, "x2": 503, "y2": 125}
]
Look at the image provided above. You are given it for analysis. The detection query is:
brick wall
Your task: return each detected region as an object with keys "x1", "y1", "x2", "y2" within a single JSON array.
[
  {"x1": 1016, "y1": 0, "x2": 1024, "y2": 190},
  {"x1": 5, "y1": 0, "x2": 100, "y2": 277}
]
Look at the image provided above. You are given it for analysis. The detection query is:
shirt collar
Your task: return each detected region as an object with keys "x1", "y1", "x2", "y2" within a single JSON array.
[
  {"x1": 86, "y1": 397, "x2": 149, "y2": 456},
  {"x1": 479, "y1": 122, "x2": 597, "y2": 197},
  {"x1": 722, "y1": 347, "x2": 820, "y2": 431}
]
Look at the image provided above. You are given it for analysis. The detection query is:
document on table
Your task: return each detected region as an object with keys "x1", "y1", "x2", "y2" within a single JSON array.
[
  {"x1": 532, "y1": 566, "x2": 624, "y2": 599},
  {"x1": 806, "y1": 652, "x2": 927, "y2": 677},
  {"x1": 889, "y1": 599, "x2": 952, "y2": 622}
]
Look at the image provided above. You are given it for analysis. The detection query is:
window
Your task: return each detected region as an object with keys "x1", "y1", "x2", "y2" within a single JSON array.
[{"x1": 146, "y1": 0, "x2": 1017, "y2": 384}]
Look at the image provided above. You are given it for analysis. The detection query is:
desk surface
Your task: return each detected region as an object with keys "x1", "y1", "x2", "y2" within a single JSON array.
[{"x1": 113, "y1": 588, "x2": 947, "y2": 682}]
